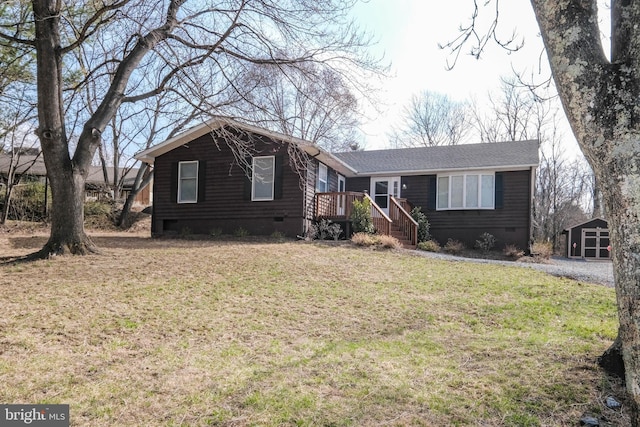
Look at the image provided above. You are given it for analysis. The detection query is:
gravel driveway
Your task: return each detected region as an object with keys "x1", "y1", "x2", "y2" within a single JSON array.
[{"x1": 411, "y1": 250, "x2": 615, "y2": 287}]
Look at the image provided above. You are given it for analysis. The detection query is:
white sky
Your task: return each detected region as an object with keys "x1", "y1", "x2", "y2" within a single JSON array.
[{"x1": 349, "y1": 0, "x2": 569, "y2": 151}]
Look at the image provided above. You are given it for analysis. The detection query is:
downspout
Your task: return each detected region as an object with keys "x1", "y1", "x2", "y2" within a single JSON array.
[
  {"x1": 302, "y1": 165, "x2": 309, "y2": 237},
  {"x1": 529, "y1": 166, "x2": 536, "y2": 253}
]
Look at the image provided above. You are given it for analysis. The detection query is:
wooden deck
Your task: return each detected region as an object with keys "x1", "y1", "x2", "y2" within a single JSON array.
[{"x1": 315, "y1": 192, "x2": 418, "y2": 247}]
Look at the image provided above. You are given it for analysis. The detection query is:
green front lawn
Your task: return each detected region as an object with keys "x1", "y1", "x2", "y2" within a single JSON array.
[{"x1": 0, "y1": 235, "x2": 623, "y2": 426}]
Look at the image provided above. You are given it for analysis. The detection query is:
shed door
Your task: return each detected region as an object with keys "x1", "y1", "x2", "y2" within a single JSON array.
[{"x1": 581, "y1": 228, "x2": 610, "y2": 259}]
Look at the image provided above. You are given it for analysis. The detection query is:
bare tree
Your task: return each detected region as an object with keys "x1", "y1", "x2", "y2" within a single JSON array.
[
  {"x1": 534, "y1": 137, "x2": 592, "y2": 251},
  {"x1": 73, "y1": 31, "x2": 208, "y2": 205},
  {"x1": 392, "y1": 90, "x2": 471, "y2": 147},
  {"x1": 0, "y1": 4, "x2": 33, "y2": 95},
  {"x1": 0, "y1": 2, "x2": 38, "y2": 223},
  {"x1": 239, "y1": 63, "x2": 364, "y2": 152},
  {"x1": 445, "y1": 1, "x2": 640, "y2": 422},
  {"x1": 473, "y1": 77, "x2": 542, "y2": 142},
  {"x1": 0, "y1": 0, "x2": 379, "y2": 256},
  {"x1": 477, "y1": 79, "x2": 594, "y2": 250},
  {"x1": 0, "y1": 79, "x2": 38, "y2": 224}
]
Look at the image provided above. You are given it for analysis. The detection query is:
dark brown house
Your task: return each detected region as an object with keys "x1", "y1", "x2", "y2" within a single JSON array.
[
  {"x1": 136, "y1": 118, "x2": 539, "y2": 250},
  {"x1": 135, "y1": 118, "x2": 352, "y2": 238},
  {"x1": 334, "y1": 141, "x2": 539, "y2": 250}
]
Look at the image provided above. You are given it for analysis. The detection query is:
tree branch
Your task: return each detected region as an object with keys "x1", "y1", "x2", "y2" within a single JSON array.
[
  {"x1": 439, "y1": 0, "x2": 523, "y2": 70},
  {"x1": 0, "y1": 30, "x2": 34, "y2": 46},
  {"x1": 74, "y1": 0, "x2": 187, "y2": 167},
  {"x1": 60, "y1": 0, "x2": 130, "y2": 54}
]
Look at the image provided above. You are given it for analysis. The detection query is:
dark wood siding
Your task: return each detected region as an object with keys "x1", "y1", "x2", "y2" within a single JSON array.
[
  {"x1": 327, "y1": 167, "x2": 339, "y2": 192},
  {"x1": 345, "y1": 177, "x2": 370, "y2": 193},
  {"x1": 153, "y1": 132, "x2": 306, "y2": 237},
  {"x1": 400, "y1": 176, "x2": 429, "y2": 209},
  {"x1": 406, "y1": 170, "x2": 533, "y2": 250}
]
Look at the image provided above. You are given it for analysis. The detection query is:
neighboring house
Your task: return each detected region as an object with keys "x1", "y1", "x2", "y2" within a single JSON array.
[
  {"x1": 563, "y1": 218, "x2": 611, "y2": 260},
  {"x1": 84, "y1": 166, "x2": 152, "y2": 205},
  {"x1": 0, "y1": 153, "x2": 151, "y2": 205},
  {"x1": 136, "y1": 117, "x2": 539, "y2": 251},
  {"x1": 0, "y1": 153, "x2": 47, "y2": 184}
]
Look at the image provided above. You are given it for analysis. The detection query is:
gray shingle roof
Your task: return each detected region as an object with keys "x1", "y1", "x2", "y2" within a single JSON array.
[
  {"x1": 334, "y1": 140, "x2": 539, "y2": 175},
  {"x1": 0, "y1": 154, "x2": 47, "y2": 176}
]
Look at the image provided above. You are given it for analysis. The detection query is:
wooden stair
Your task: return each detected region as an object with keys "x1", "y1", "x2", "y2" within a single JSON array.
[
  {"x1": 390, "y1": 223, "x2": 416, "y2": 249},
  {"x1": 315, "y1": 192, "x2": 418, "y2": 248}
]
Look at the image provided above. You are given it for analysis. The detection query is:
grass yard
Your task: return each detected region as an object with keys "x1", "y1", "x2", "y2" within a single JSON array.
[{"x1": 0, "y1": 230, "x2": 625, "y2": 426}]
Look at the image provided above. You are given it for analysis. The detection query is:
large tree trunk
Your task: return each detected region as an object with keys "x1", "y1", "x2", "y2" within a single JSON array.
[
  {"x1": 599, "y1": 330, "x2": 625, "y2": 379},
  {"x1": 599, "y1": 163, "x2": 640, "y2": 424},
  {"x1": 530, "y1": 1, "x2": 640, "y2": 424},
  {"x1": 30, "y1": 0, "x2": 180, "y2": 256},
  {"x1": 31, "y1": 0, "x2": 151, "y2": 256},
  {"x1": 32, "y1": 0, "x2": 98, "y2": 257},
  {"x1": 37, "y1": 168, "x2": 97, "y2": 256}
]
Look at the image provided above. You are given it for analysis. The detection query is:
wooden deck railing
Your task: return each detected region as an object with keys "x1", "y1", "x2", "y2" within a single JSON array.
[
  {"x1": 363, "y1": 193, "x2": 392, "y2": 236},
  {"x1": 315, "y1": 191, "x2": 363, "y2": 219},
  {"x1": 390, "y1": 196, "x2": 419, "y2": 246},
  {"x1": 395, "y1": 197, "x2": 413, "y2": 213},
  {"x1": 315, "y1": 192, "x2": 401, "y2": 240}
]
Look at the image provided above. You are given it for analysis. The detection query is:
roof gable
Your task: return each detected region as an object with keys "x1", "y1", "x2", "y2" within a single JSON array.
[
  {"x1": 563, "y1": 217, "x2": 609, "y2": 232},
  {"x1": 134, "y1": 117, "x2": 356, "y2": 176}
]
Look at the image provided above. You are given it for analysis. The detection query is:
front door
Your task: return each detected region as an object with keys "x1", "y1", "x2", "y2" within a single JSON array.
[{"x1": 371, "y1": 177, "x2": 400, "y2": 215}]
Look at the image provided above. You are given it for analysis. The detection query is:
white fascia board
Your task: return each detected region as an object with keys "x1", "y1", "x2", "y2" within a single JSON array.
[
  {"x1": 301, "y1": 146, "x2": 357, "y2": 177},
  {"x1": 134, "y1": 118, "x2": 227, "y2": 164},
  {"x1": 133, "y1": 117, "x2": 355, "y2": 177},
  {"x1": 357, "y1": 164, "x2": 538, "y2": 177}
]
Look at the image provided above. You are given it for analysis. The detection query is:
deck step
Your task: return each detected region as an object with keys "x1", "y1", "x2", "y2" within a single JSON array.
[
  {"x1": 392, "y1": 236, "x2": 415, "y2": 249},
  {"x1": 390, "y1": 231, "x2": 409, "y2": 239},
  {"x1": 389, "y1": 227, "x2": 414, "y2": 249}
]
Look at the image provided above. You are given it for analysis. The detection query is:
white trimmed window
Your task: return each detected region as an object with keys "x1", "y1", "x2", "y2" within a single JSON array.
[
  {"x1": 178, "y1": 161, "x2": 198, "y2": 203},
  {"x1": 252, "y1": 156, "x2": 275, "y2": 201},
  {"x1": 317, "y1": 163, "x2": 328, "y2": 192},
  {"x1": 437, "y1": 173, "x2": 495, "y2": 210}
]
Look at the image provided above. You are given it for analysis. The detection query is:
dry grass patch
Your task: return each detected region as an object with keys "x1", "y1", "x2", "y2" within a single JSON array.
[
  {"x1": 0, "y1": 230, "x2": 626, "y2": 426},
  {"x1": 351, "y1": 232, "x2": 402, "y2": 249}
]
